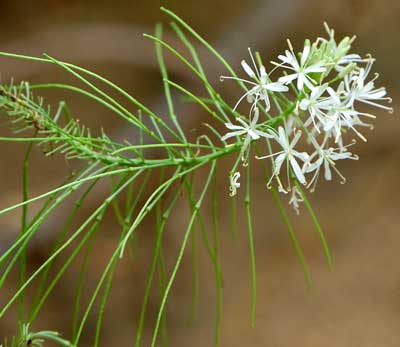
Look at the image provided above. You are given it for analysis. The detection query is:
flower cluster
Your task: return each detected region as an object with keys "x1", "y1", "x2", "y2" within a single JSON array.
[{"x1": 221, "y1": 23, "x2": 393, "y2": 214}]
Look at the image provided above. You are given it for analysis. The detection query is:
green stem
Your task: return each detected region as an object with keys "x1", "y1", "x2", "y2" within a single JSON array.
[
  {"x1": 135, "y1": 182, "x2": 184, "y2": 347},
  {"x1": 245, "y1": 163, "x2": 257, "y2": 327},
  {"x1": 151, "y1": 161, "x2": 216, "y2": 347},
  {"x1": 294, "y1": 181, "x2": 333, "y2": 271},
  {"x1": 18, "y1": 134, "x2": 36, "y2": 322}
]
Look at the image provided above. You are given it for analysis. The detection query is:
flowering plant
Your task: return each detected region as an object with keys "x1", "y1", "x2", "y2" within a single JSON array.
[
  {"x1": 221, "y1": 23, "x2": 392, "y2": 214},
  {"x1": 0, "y1": 11, "x2": 392, "y2": 347}
]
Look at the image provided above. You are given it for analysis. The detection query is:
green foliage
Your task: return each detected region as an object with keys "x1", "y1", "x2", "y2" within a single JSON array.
[
  {"x1": 0, "y1": 8, "x2": 331, "y2": 347},
  {"x1": 1, "y1": 324, "x2": 73, "y2": 347}
]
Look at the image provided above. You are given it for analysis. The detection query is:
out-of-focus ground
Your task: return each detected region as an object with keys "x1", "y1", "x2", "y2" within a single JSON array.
[{"x1": 0, "y1": 0, "x2": 400, "y2": 346}]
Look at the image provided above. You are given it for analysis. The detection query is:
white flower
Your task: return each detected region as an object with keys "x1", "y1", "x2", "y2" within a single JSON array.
[
  {"x1": 298, "y1": 84, "x2": 329, "y2": 130},
  {"x1": 221, "y1": 107, "x2": 273, "y2": 163},
  {"x1": 289, "y1": 186, "x2": 303, "y2": 215},
  {"x1": 304, "y1": 136, "x2": 358, "y2": 190},
  {"x1": 345, "y1": 59, "x2": 393, "y2": 112},
  {"x1": 322, "y1": 86, "x2": 378, "y2": 143},
  {"x1": 220, "y1": 48, "x2": 288, "y2": 111},
  {"x1": 257, "y1": 126, "x2": 309, "y2": 186},
  {"x1": 222, "y1": 24, "x2": 391, "y2": 199},
  {"x1": 274, "y1": 40, "x2": 326, "y2": 91},
  {"x1": 229, "y1": 172, "x2": 241, "y2": 196}
]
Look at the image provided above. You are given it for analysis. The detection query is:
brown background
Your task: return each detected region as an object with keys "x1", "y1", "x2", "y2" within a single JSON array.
[{"x1": 0, "y1": 0, "x2": 399, "y2": 346}]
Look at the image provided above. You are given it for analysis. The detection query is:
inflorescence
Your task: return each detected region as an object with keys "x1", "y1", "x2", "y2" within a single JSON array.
[{"x1": 220, "y1": 23, "x2": 393, "y2": 214}]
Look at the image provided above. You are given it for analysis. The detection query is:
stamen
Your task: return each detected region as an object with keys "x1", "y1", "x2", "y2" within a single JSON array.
[
  {"x1": 255, "y1": 151, "x2": 281, "y2": 160},
  {"x1": 286, "y1": 39, "x2": 294, "y2": 52},
  {"x1": 359, "y1": 98, "x2": 393, "y2": 111},
  {"x1": 233, "y1": 88, "x2": 256, "y2": 111},
  {"x1": 332, "y1": 165, "x2": 347, "y2": 184},
  {"x1": 349, "y1": 35, "x2": 357, "y2": 44},
  {"x1": 266, "y1": 174, "x2": 275, "y2": 189},
  {"x1": 346, "y1": 122, "x2": 367, "y2": 142},
  {"x1": 219, "y1": 76, "x2": 258, "y2": 85},
  {"x1": 247, "y1": 47, "x2": 260, "y2": 79},
  {"x1": 323, "y1": 22, "x2": 331, "y2": 36}
]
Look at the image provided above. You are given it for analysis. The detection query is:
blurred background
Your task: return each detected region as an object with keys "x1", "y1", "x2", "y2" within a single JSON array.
[{"x1": 0, "y1": 0, "x2": 399, "y2": 346}]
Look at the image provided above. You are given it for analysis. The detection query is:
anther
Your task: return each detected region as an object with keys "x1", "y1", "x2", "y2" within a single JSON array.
[{"x1": 286, "y1": 39, "x2": 294, "y2": 51}]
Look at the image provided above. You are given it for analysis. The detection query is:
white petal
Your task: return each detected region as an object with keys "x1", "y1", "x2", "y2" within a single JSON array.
[
  {"x1": 221, "y1": 131, "x2": 243, "y2": 141},
  {"x1": 278, "y1": 74, "x2": 297, "y2": 84},
  {"x1": 329, "y1": 152, "x2": 352, "y2": 160},
  {"x1": 266, "y1": 82, "x2": 289, "y2": 92},
  {"x1": 274, "y1": 152, "x2": 287, "y2": 175},
  {"x1": 241, "y1": 60, "x2": 256, "y2": 79},
  {"x1": 262, "y1": 91, "x2": 271, "y2": 111},
  {"x1": 304, "y1": 66, "x2": 326, "y2": 73},
  {"x1": 286, "y1": 50, "x2": 299, "y2": 70},
  {"x1": 297, "y1": 73, "x2": 305, "y2": 90},
  {"x1": 293, "y1": 150, "x2": 309, "y2": 162},
  {"x1": 251, "y1": 107, "x2": 260, "y2": 126},
  {"x1": 277, "y1": 126, "x2": 288, "y2": 147},
  {"x1": 304, "y1": 157, "x2": 323, "y2": 173},
  {"x1": 225, "y1": 123, "x2": 244, "y2": 131},
  {"x1": 301, "y1": 44, "x2": 310, "y2": 66},
  {"x1": 291, "y1": 131, "x2": 302, "y2": 148},
  {"x1": 278, "y1": 54, "x2": 293, "y2": 65},
  {"x1": 290, "y1": 156, "x2": 306, "y2": 184},
  {"x1": 260, "y1": 65, "x2": 268, "y2": 80},
  {"x1": 323, "y1": 159, "x2": 332, "y2": 181},
  {"x1": 299, "y1": 99, "x2": 309, "y2": 111},
  {"x1": 248, "y1": 129, "x2": 260, "y2": 140}
]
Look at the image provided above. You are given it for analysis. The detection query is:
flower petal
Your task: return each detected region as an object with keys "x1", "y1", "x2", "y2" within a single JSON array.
[
  {"x1": 260, "y1": 65, "x2": 268, "y2": 80},
  {"x1": 297, "y1": 75, "x2": 305, "y2": 91},
  {"x1": 221, "y1": 131, "x2": 243, "y2": 141},
  {"x1": 304, "y1": 66, "x2": 326, "y2": 73},
  {"x1": 323, "y1": 159, "x2": 332, "y2": 181},
  {"x1": 290, "y1": 156, "x2": 307, "y2": 185},
  {"x1": 301, "y1": 44, "x2": 310, "y2": 67},
  {"x1": 225, "y1": 123, "x2": 244, "y2": 131},
  {"x1": 248, "y1": 129, "x2": 260, "y2": 140},
  {"x1": 266, "y1": 82, "x2": 289, "y2": 92},
  {"x1": 274, "y1": 152, "x2": 287, "y2": 175},
  {"x1": 278, "y1": 74, "x2": 297, "y2": 84},
  {"x1": 241, "y1": 60, "x2": 256, "y2": 79}
]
